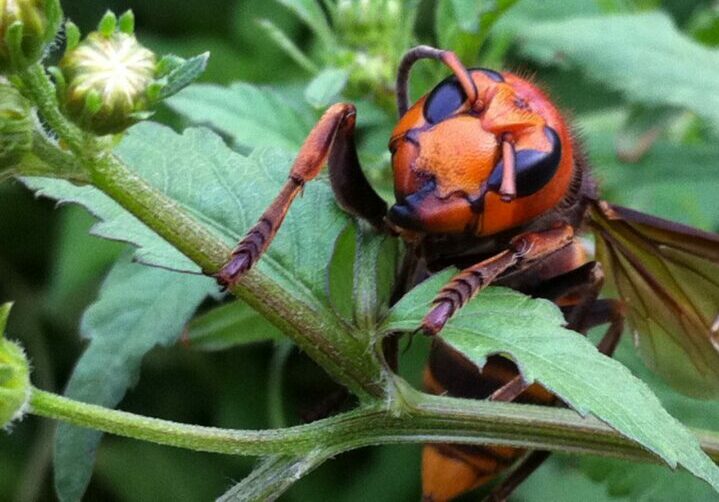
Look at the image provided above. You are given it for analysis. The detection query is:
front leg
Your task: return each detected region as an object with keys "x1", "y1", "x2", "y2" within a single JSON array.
[
  {"x1": 216, "y1": 103, "x2": 387, "y2": 288},
  {"x1": 422, "y1": 224, "x2": 575, "y2": 335}
]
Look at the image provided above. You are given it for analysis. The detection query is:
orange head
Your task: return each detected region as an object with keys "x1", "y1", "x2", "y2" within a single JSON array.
[{"x1": 387, "y1": 66, "x2": 575, "y2": 237}]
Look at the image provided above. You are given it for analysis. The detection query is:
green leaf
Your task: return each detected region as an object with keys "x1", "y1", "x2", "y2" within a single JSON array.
[
  {"x1": 54, "y1": 254, "x2": 212, "y2": 502},
  {"x1": 157, "y1": 52, "x2": 209, "y2": 100},
  {"x1": 436, "y1": 0, "x2": 520, "y2": 62},
  {"x1": 257, "y1": 18, "x2": 318, "y2": 74},
  {"x1": 583, "y1": 457, "x2": 718, "y2": 501},
  {"x1": 44, "y1": 207, "x2": 125, "y2": 324},
  {"x1": 516, "y1": 13, "x2": 719, "y2": 133},
  {"x1": 382, "y1": 273, "x2": 719, "y2": 492},
  {"x1": 579, "y1": 110, "x2": 719, "y2": 229},
  {"x1": 449, "y1": 0, "x2": 483, "y2": 32},
  {"x1": 0, "y1": 303, "x2": 11, "y2": 334},
  {"x1": 328, "y1": 220, "x2": 399, "y2": 329},
  {"x1": 494, "y1": 0, "x2": 601, "y2": 33},
  {"x1": 274, "y1": 0, "x2": 334, "y2": 47},
  {"x1": 577, "y1": 332, "x2": 719, "y2": 500},
  {"x1": 304, "y1": 68, "x2": 349, "y2": 109},
  {"x1": 24, "y1": 120, "x2": 354, "y2": 328},
  {"x1": 517, "y1": 455, "x2": 620, "y2": 502},
  {"x1": 184, "y1": 300, "x2": 282, "y2": 351},
  {"x1": 166, "y1": 83, "x2": 314, "y2": 151}
]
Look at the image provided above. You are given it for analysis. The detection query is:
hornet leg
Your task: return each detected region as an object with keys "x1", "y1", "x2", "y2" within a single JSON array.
[
  {"x1": 422, "y1": 224, "x2": 576, "y2": 336},
  {"x1": 216, "y1": 103, "x2": 387, "y2": 288}
]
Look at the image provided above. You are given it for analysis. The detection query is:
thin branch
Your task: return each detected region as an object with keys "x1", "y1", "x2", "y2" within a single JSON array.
[
  {"x1": 217, "y1": 453, "x2": 330, "y2": 502},
  {"x1": 28, "y1": 387, "x2": 719, "y2": 464}
]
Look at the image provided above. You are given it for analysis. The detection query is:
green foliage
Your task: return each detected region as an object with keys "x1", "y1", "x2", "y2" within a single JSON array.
[
  {"x1": 53, "y1": 255, "x2": 212, "y2": 501},
  {"x1": 384, "y1": 275, "x2": 719, "y2": 491},
  {"x1": 0, "y1": 84, "x2": 32, "y2": 169},
  {"x1": 3, "y1": 1, "x2": 719, "y2": 501},
  {"x1": 27, "y1": 122, "x2": 353, "y2": 315},
  {"x1": 514, "y1": 12, "x2": 719, "y2": 133},
  {"x1": 304, "y1": 68, "x2": 349, "y2": 109},
  {"x1": 167, "y1": 83, "x2": 314, "y2": 151},
  {"x1": 580, "y1": 110, "x2": 719, "y2": 229},
  {"x1": 185, "y1": 300, "x2": 282, "y2": 351},
  {"x1": 0, "y1": 303, "x2": 30, "y2": 429}
]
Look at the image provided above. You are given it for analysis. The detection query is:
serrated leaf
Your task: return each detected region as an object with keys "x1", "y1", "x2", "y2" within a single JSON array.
[
  {"x1": 381, "y1": 272, "x2": 719, "y2": 493},
  {"x1": 158, "y1": 52, "x2": 210, "y2": 100},
  {"x1": 185, "y1": 300, "x2": 282, "y2": 351},
  {"x1": 516, "y1": 13, "x2": 719, "y2": 133},
  {"x1": 304, "y1": 68, "x2": 348, "y2": 109},
  {"x1": 54, "y1": 254, "x2": 212, "y2": 502},
  {"x1": 578, "y1": 338, "x2": 719, "y2": 501},
  {"x1": 45, "y1": 207, "x2": 125, "y2": 324},
  {"x1": 166, "y1": 83, "x2": 314, "y2": 151},
  {"x1": 24, "y1": 121, "x2": 352, "y2": 320}
]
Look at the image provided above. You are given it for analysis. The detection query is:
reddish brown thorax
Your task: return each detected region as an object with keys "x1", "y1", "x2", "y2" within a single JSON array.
[{"x1": 388, "y1": 69, "x2": 575, "y2": 237}]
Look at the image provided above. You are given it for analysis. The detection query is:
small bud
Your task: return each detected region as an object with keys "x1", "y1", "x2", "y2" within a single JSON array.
[
  {"x1": 59, "y1": 22, "x2": 156, "y2": 135},
  {"x1": 0, "y1": 82, "x2": 32, "y2": 169},
  {"x1": 0, "y1": 0, "x2": 63, "y2": 72},
  {"x1": 0, "y1": 303, "x2": 31, "y2": 430}
]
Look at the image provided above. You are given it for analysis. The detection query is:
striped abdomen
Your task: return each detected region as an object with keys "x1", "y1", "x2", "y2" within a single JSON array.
[{"x1": 422, "y1": 341, "x2": 555, "y2": 501}]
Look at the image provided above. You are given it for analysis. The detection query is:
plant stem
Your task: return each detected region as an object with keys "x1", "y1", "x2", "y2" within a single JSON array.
[
  {"x1": 29, "y1": 131, "x2": 86, "y2": 178},
  {"x1": 217, "y1": 454, "x2": 330, "y2": 502},
  {"x1": 29, "y1": 387, "x2": 719, "y2": 464},
  {"x1": 18, "y1": 64, "x2": 86, "y2": 153},
  {"x1": 87, "y1": 152, "x2": 384, "y2": 400},
  {"x1": 87, "y1": 152, "x2": 229, "y2": 272},
  {"x1": 18, "y1": 78, "x2": 385, "y2": 398}
]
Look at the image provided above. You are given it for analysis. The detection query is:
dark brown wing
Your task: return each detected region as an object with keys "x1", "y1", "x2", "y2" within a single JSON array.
[{"x1": 589, "y1": 201, "x2": 719, "y2": 398}]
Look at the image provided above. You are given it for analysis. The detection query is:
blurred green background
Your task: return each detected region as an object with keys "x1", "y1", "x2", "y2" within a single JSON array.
[{"x1": 2, "y1": 0, "x2": 719, "y2": 500}]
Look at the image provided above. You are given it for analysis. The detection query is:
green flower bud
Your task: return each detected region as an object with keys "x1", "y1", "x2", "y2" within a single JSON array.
[
  {"x1": 0, "y1": 82, "x2": 32, "y2": 169},
  {"x1": 0, "y1": 303, "x2": 31, "y2": 430},
  {"x1": 59, "y1": 13, "x2": 156, "y2": 135},
  {"x1": 335, "y1": 0, "x2": 402, "y2": 48},
  {"x1": 0, "y1": 0, "x2": 62, "y2": 72}
]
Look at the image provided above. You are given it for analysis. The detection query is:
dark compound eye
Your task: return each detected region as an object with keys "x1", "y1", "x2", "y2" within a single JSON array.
[
  {"x1": 488, "y1": 126, "x2": 562, "y2": 197},
  {"x1": 423, "y1": 76, "x2": 467, "y2": 124}
]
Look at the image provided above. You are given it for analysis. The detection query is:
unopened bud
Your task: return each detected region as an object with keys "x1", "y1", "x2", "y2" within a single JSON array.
[
  {"x1": 0, "y1": 0, "x2": 62, "y2": 72},
  {"x1": 59, "y1": 12, "x2": 156, "y2": 135},
  {"x1": 0, "y1": 303, "x2": 31, "y2": 429}
]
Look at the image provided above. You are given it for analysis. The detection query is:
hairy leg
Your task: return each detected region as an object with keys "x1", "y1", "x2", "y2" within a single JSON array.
[{"x1": 216, "y1": 103, "x2": 387, "y2": 288}]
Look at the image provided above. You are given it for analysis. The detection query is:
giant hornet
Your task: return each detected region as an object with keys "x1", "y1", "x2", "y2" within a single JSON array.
[{"x1": 216, "y1": 45, "x2": 719, "y2": 501}]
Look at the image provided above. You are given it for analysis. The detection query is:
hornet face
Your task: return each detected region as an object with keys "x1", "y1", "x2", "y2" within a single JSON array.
[{"x1": 388, "y1": 69, "x2": 575, "y2": 237}]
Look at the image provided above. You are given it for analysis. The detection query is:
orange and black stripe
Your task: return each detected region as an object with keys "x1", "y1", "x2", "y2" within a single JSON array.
[{"x1": 421, "y1": 342, "x2": 555, "y2": 502}]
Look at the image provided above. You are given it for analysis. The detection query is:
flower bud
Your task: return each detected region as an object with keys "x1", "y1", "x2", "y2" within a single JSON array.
[
  {"x1": 0, "y1": 0, "x2": 62, "y2": 72},
  {"x1": 59, "y1": 12, "x2": 156, "y2": 135},
  {"x1": 0, "y1": 303, "x2": 31, "y2": 429},
  {"x1": 0, "y1": 82, "x2": 32, "y2": 169}
]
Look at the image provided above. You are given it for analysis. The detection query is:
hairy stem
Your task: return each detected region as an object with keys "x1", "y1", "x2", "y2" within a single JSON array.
[
  {"x1": 19, "y1": 64, "x2": 87, "y2": 153},
  {"x1": 18, "y1": 69, "x2": 385, "y2": 399},
  {"x1": 217, "y1": 454, "x2": 330, "y2": 502},
  {"x1": 29, "y1": 387, "x2": 719, "y2": 464}
]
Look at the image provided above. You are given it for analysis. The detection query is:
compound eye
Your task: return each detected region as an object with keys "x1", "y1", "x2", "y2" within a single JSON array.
[
  {"x1": 488, "y1": 126, "x2": 562, "y2": 197},
  {"x1": 423, "y1": 76, "x2": 467, "y2": 124}
]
